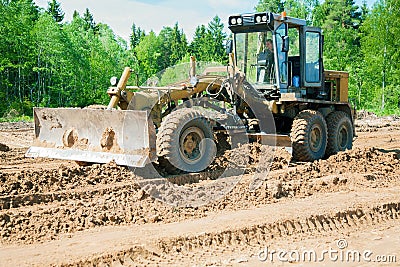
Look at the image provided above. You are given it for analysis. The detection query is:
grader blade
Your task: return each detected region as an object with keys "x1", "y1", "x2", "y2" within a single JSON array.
[{"x1": 25, "y1": 108, "x2": 156, "y2": 167}]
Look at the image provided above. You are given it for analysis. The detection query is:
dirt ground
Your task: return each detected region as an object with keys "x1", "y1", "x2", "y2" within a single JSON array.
[{"x1": 0, "y1": 114, "x2": 399, "y2": 266}]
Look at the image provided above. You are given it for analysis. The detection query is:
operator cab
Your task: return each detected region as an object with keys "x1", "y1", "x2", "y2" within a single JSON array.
[{"x1": 228, "y1": 12, "x2": 325, "y2": 99}]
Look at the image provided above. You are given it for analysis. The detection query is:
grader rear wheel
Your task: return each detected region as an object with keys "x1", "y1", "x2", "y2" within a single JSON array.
[
  {"x1": 156, "y1": 108, "x2": 216, "y2": 173},
  {"x1": 325, "y1": 111, "x2": 353, "y2": 156}
]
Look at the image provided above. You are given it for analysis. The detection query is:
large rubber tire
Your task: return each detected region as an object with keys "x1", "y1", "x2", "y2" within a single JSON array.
[
  {"x1": 156, "y1": 108, "x2": 216, "y2": 173},
  {"x1": 291, "y1": 110, "x2": 328, "y2": 162},
  {"x1": 325, "y1": 111, "x2": 353, "y2": 156}
]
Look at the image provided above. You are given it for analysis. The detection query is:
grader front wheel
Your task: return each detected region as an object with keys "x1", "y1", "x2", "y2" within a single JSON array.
[
  {"x1": 291, "y1": 110, "x2": 328, "y2": 162},
  {"x1": 156, "y1": 108, "x2": 216, "y2": 173}
]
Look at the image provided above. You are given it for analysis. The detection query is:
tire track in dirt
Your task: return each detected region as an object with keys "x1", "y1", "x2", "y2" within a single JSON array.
[
  {"x1": 156, "y1": 202, "x2": 400, "y2": 255},
  {"x1": 1, "y1": 188, "x2": 399, "y2": 267},
  {"x1": 122, "y1": 202, "x2": 400, "y2": 267}
]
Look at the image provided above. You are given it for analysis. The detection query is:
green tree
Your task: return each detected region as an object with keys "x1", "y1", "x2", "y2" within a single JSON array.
[
  {"x1": 285, "y1": 0, "x2": 318, "y2": 22},
  {"x1": 62, "y1": 14, "x2": 128, "y2": 107},
  {"x1": 189, "y1": 16, "x2": 226, "y2": 63},
  {"x1": 46, "y1": 0, "x2": 64, "y2": 23},
  {"x1": 158, "y1": 23, "x2": 188, "y2": 70},
  {"x1": 130, "y1": 22, "x2": 145, "y2": 50},
  {"x1": 0, "y1": 0, "x2": 39, "y2": 116},
  {"x1": 360, "y1": 0, "x2": 400, "y2": 111},
  {"x1": 256, "y1": 0, "x2": 284, "y2": 13},
  {"x1": 313, "y1": 0, "x2": 363, "y2": 113},
  {"x1": 72, "y1": 10, "x2": 79, "y2": 19},
  {"x1": 312, "y1": 0, "x2": 361, "y2": 69},
  {"x1": 207, "y1": 16, "x2": 227, "y2": 62},
  {"x1": 32, "y1": 13, "x2": 68, "y2": 106},
  {"x1": 83, "y1": 8, "x2": 99, "y2": 34},
  {"x1": 189, "y1": 25, "x2": 208, "y2": 60},
  {"x1": 0, "y1": 0, "x2": 135, "y2": 116},
  {"x1": 134, "y1": 31, "x2": 161, "y2": 80}
]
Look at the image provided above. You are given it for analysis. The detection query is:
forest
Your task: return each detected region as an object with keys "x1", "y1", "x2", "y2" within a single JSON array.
[{"x1": 0, "y1": 0, "x2": 399, "y2": 120}]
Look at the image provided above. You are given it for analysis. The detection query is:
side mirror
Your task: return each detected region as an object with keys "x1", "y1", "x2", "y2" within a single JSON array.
[
  {"x1": 226, "y1": 40, "x2": 233, "y2": 54},
  {"x1": 282, "y1": 36, "x2": 289, "y2": 53}
]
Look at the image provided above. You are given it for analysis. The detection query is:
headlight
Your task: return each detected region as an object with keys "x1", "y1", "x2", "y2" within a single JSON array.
[
  {"x1": 110, "y1": 76, "x2": 118, "y2": 86},
  {"x1": 237, "y1": 17, "x2": 242, "y2": 24},
  {"x1": 230, "y1": 18, "x2": 237, "y2": 25},
  {"x1": 262, "y1": 15, "x2": 267, "y2": 22},
  {"x1": 190, "y1": 76, "x2": 199, "y2": 87},
  {"x1": 255, "y1": 15, "x2": 262, "y2": 23}
]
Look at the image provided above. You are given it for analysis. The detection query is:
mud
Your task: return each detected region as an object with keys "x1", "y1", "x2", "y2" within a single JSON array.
[
  {"x1": 0, "y1": 146, "x2": 399, "y2": 245},
  {"x1": 0, "y1": 117, "x2": 399, "y2": 266},
  {"x1": 0, "y1": 143, "x2": 9, "y2": 152}
]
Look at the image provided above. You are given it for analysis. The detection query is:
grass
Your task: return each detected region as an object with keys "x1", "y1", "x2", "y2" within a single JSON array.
[
  {"x1": 365, "y1": 108, "x2": 400, "y2": 117},
  {"x1": 0, "y1": 115, "x2": 33, "y2": 123}
]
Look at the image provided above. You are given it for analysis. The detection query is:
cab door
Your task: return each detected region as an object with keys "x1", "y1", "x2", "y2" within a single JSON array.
[{"x1": 300, "y1": 27, "x2": 322, "y2": 87}]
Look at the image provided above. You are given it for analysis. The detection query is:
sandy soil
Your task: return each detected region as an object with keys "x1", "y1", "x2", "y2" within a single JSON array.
[{"x1": 0, "y1": 114, "x2": 399, "y2": 266}]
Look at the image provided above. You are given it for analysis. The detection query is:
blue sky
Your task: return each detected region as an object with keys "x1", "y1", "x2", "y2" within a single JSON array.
[{"x1": 33, "y1": 0, "x2": 376, "y2": 42}]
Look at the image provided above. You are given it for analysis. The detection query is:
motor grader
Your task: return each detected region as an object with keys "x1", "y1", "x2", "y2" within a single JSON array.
[{"x1": 26, "y1": 11, "x2": 354, "y2": 173}]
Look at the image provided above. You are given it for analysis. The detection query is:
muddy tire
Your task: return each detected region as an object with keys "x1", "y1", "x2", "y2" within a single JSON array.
[
  {"x1": 291, "y1": 110, "x2": 327, "y2": 161},
  {"x1": 325, "y1": 111, "x2": 353, "y2": 157},
  {"x1": 156, "y1": 108, "x2": 216, "y2": 173}
]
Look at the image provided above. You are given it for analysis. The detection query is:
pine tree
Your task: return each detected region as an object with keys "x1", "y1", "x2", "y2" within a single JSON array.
[
  {"x1": 46, "y1": 0, "x2": 64, "y2": 23},
  {"x1": 189, "y1": 25, "x2": 207, "y2": 60},
  {"x1": 207, "y1": 16, "x2": 227, "y2": 62},
  {"x1": 156, "y1": 23, "x2": 187, "y2": 70},
  {"x1": 189, "y1": 16, "x2": 226, "y2": 63},
  {"x1": 83, "y1": 8, "x2": 98, "y2": 34},
  {"x1": 170, "y1": 23, "x2": 187, "y2": 64},
  {"x1": 72, "y1": 10, "x2": 79, "y2": 19},
  {"x1": 312, "y1": 0, "x2": 362, "y2": 70},
  {"x1": 130, "y1": 22, "x2": 145, "y2": 50},
  {"x1": 256, "y1": 0, "x2": 284, "y2": 13}
]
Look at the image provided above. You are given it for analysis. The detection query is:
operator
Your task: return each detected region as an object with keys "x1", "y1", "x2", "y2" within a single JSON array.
[{"x1": 257, "y1": 39, "x2": 274, "y2": 83}]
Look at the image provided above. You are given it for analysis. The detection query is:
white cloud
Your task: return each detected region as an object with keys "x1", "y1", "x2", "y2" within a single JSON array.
[
  {"x1": 33, "y1": 0, "x2": 258, "y2": 42},
  {"x1": 207, "y1": 0, "x2": 253, "y2": 10}
]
